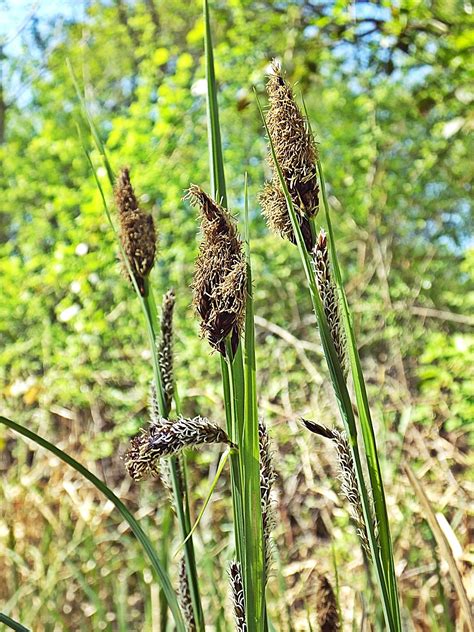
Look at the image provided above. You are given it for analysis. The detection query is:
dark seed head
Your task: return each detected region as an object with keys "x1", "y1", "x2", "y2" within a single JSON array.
[
  {"x1": 115, "y1": 167, "x2": 156, "y2": 296},
  {"x1": 186, "y1": 184, "x2": 246, "y2": 356},
  {"x1": 260, "y1": 61, "x2": 319, "y2": 251}
]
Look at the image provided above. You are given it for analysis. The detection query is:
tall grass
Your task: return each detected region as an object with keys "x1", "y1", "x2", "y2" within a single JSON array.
[
  {"x1": 1, "y1": 3, "x2": 412, "y2": 630},
  {"x1": 203, "y1": 2, "x2": 266, "y2": 629},
  {"x1": 0, "y1": 414, "x2": 185, "y2": 630},
  {"x1": 256, "y1": 70, "x2": 402, "y2": 629}
]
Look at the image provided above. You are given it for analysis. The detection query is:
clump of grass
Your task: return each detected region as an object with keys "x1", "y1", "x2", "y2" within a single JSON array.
[
  {"x1": 257, "y1": 58, "x2": 402, "y2": 630},
  {"x1": 1, "y1": 8, "x2": 408, "y2": 632}
]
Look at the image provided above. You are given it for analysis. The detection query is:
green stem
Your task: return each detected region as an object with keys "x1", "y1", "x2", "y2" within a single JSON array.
[
  {"x1": 317, "y1": 158, "x2": 402, "y2": 630},
  {"x1": 143, "y1": 285, "x2": 205, "y2": 632},
  {"x1": 221, "y1": 348, "x2": 245, "y2": 569},
  {"x1": 0, "y1": 613, "x2": 30, "y2": 632}
]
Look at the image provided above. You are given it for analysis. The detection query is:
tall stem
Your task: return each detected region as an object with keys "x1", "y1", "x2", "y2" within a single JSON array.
[{"x1": 144, "y1": 284, "x2": 205, "y2": 632}]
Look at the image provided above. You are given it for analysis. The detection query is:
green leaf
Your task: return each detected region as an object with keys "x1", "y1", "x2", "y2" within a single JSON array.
[
  {"x1": 204, "y1": 0, "x2": 227, "y2": 206},
  {"x1": 242, "y1": 174, "x2": 266, "y2": 624}
]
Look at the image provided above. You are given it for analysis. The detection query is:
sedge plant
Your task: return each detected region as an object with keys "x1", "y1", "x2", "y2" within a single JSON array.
[
  {"x1": 1, "y1": 3, "x2": 408, "y2": 631},
  {"x1": 256, "y1": 63, "x2": 402, "y2": 631}
]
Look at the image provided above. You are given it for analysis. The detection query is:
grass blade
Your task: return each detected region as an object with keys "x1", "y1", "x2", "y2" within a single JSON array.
[
  {"x1": 242, "y1": 174, "x2": 266, "y2": 624},
  {"x1": 315, "y1": 154, "x2": 402, "y2": 629},
  {"x1": 0, "y1": 415, "x2": 185, "y2": 631},
  {"x1": 175, "y1": 446, "x2": 232, "y2": 555},
  {"x1": 204, "y1": 0, "x2": 226, "y2": 206},
  {"x1": 0, "y1": 613, "x2": 30, "y2": 632}
]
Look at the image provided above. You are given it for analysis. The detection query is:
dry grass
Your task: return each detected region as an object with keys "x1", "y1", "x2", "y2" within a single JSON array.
[{"x1": 1, "y1": 364, "x2": 471, "y2": 631}]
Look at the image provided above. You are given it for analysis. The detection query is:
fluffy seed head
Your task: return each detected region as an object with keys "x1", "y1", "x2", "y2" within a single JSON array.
[
  {"x1": 229, "y1": 561, "x2": 247, "y2": 632},
  {"x1": 302, "y1": 419, "x2": 372, "y2": 558},
  {"x1": 178, "y1": 556, "x2": 196, "y2": 632},
  {"x1": 316, "y1": 574, "x2": 341, "y2": 632},
  {"x1": 115, "y1": 167, "x2": 156, "y2": 296},
  {"x1": 124, "y1": 416, "x2": 233, "y2": 481},
  {"x1": 260, "y1": 61, "x2": 319, "y2": 251},
  {"x1": 187, "y1": 184, "x2": 247, "y2": 356},
  {"x1": 312, "y1": 229, "x2": 348, "y2": 379},
  {"x1": 259, "y1": 181, "x2": 314, "y2": 252},
  {"x1": 114, "y1": 168, "x2": 156, "y2": 295},
  {"x1": 159, "y1": 289, "x2": 176, "y2": 413}
]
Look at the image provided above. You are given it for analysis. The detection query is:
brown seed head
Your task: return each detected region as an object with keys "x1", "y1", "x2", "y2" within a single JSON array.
[
  {"x1": 302, "y1": 418, "x2": 373, "y2": 558},
  {"x1": 186, "y1": 184, "x2": 247, "y2": 356},
  {"x1": 312, "y1": 229, "x2": 348, "y2": 378},
  {"x1": 124, "y1": 415, "x2": 233, "y2": 482},
  {"x1": 259, "y1": 420, "x2": 276, "y2": 579},
  {"x1": 316, "y1": 574, "x2": 341, "y2": 632},
  {"x1": 259, "y1": 181, "x2": 314, "y2": 251},
  {"x1": 115, "y1": 167, "x2": 156, "y2": 296},
  {"x1": 178, "y1": 556, "x2": 196, "y2": 632},
  {"x1": 229, "y1": 561, "x2": 247, "y2": 632},
  {"x1": 260, "y1": 61, "x2": 319, "y2": 251},
  {"x1": 158, "y1": 289, "x2": 176, "y2": 414}
]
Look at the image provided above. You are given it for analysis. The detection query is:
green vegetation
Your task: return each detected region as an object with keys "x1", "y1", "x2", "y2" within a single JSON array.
[{"x1": 1, "y1": 1, "x2": 472, "y2": 630}]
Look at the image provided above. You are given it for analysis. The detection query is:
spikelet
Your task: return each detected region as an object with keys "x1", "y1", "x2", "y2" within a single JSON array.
[
  {"x1": 149, "y1": 382, "x2": 161, "y2": 426},
  {"x1": 316, "y1": 574, "x2": 341, "y2": 632},
  {"x1": 229, "y1": 561, "x2": 247, "y2": 632},
  {"x1": 302, "y1": 419, "x2": 372, "y2": 558},
  {"x1": 124, "y1": 416, "x2": 233, "y2": 482},
  {"x1": 259, "y1": 420, "x2": 276, "y2": 579},
  {"x1": 158, "y1": 289, "x2": 176, "y2": 413},
  {"x1": 259, "y1": 181, "x2": 314, "y2": 252},
  {"x1": 186, "y1": 184, "x2": 247, "y2": 357},
  {"x1": 177, "y1": 556, "x2": 196, "y2": 632},
  {"x1": 259, "y1": 60, "x2": 319, "y2": 252},
  {"x1": 114, "y1": 167, "x2": 156, "y2": 296},
  {"x1": 312, "y1": 229, "x2": 348, "y2": 378}
]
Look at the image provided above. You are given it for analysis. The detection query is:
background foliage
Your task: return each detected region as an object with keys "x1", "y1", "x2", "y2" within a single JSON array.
[{"x1": 0, "y1": 1, "x2": 472, "y2": 629}]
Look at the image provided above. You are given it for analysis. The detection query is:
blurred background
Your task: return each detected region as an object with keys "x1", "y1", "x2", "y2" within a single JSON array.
[{"x1": 0, "y1": 0, "x2": 472, "y2": 630}]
